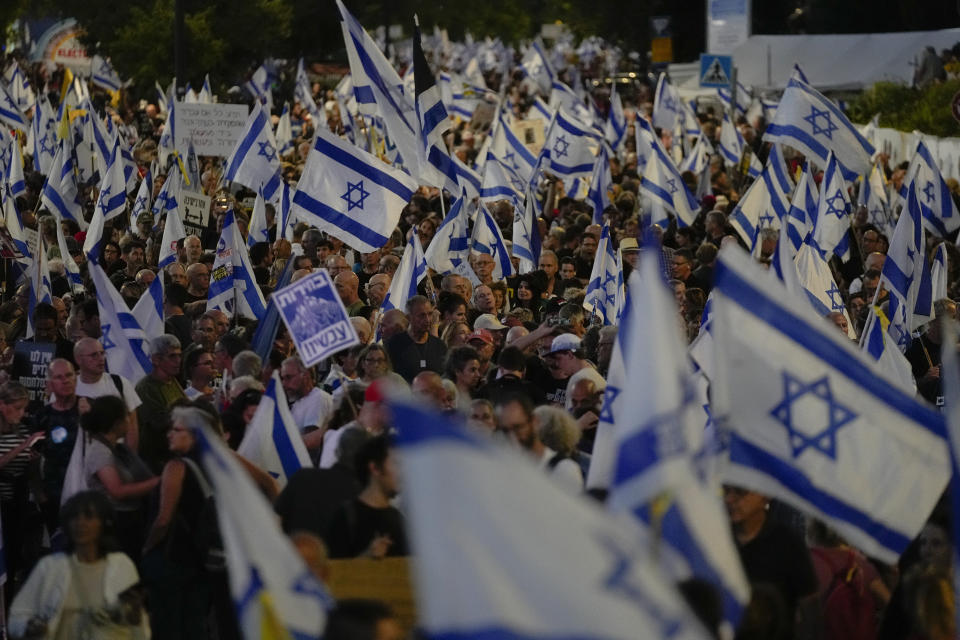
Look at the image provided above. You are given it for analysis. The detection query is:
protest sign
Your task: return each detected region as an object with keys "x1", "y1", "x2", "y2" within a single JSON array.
[
  {"x1": 274, "y1": 270, "x2": 359, "y2": 367},
  {"x1": 175, "y1": 103, "x2": 250, "y2": 157},
  {"x1": 180, "y1": 191, "x2": 212, "y2": 237},
  {"x1": 12, "y1": 341, "x2": 55, "y2": 403}
]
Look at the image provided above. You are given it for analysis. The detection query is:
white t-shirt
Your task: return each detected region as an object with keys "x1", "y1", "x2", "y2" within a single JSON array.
[
  {"x1": 290, "y1": 386, "x2": 334, "y2": 431},
  {"x1": 538, "y1": 446, "x2": 584, "y2": 495},
  {"x1": 74, "y1": 374, "x2": 143, "y2": 412}
]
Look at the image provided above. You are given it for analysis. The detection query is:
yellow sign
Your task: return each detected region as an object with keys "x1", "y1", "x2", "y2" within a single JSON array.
[{"x1": 651, "y1": 37, "x2": 673, "y2": 64}]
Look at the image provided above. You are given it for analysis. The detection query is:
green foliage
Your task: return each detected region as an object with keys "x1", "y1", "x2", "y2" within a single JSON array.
[{"x1": 848, "y1": 80, "x2": 960, "y2": 138}]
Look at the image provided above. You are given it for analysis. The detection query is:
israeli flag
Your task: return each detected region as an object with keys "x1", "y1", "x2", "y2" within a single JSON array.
[
  {"x1": 859, "y1": 305, "x2": 917, "y2": 394},
  {"x1": 652, "y1": 73, "x2": 682, "y2": 133},
  {"x1": 275, "y1": 104, "x2": 295, "y2": 158},
  {"x1": 193, "y1": 422, "x2": 332, "y2": 639},
  {"x1": 529, "y1": 95, "x2": 554, "y2": 124},
  {"x1": 131, "y1": 166, "x2": 153, "y2": 233},
  {"x1": 858, "y1": 161, "x2": 892, "y2": 235},
  {"x1": 248, "y1": 188, "x2": 270, "y2": 248},
  {"x1": 716, "y1": 111, "x2": 745, "y2": 168},
  {"x1": 605, "y1": 81, "x2": 627, "y2": 150},
  {"x1": 291, "y1": 126, "x2": 417, "y2": 253},
  {"x1": 637, "y1": 117, "x2": 699, "y2": 228},
  {"x1": 450, "y1": 154, "x2": 482, "y2": 201},
  {"x1": 728, "y1": 146, "x2": 792, "y2": 249},
  {"x1": 537, "y1": 108, "x2": 599, "y2": 183},
  {"x1": 771, "y1": 213, "x2": 804, "y2": 298},
  {"x1": 2, "y1": 183, "x2": 31, "y2": 263},
  {"x1": 24, "y1": 232, "x2": 53, "y2": 338},
  {"x1": 7, "y1": 62, "x2": 34, "y2": 112},
  {"x1": 786, "y1": 161, "x2": 818, "y2": 250},
  {"x1": 224, "y1": 102, "x2": 282, "y2": 203},
  {"x1": 489, "y1": 112, "x2": 538, "y2": 183},
  {"x1": 380, "y1": 229, "x2": 427, "y2": 313},
  {"x1": 30, "y1": 94, "x2": 57, "y2": 175},
  {"x1": 795, "y1": 241, "x2": 857, "y2": 339},
  {"x1": 906, "y1": 140, "x2": 960, "y2": 237},
  {"x1": 878, "y1": 183, "x2": 934, "y2": 348},
  {"x1": 277, "y1": 181, "x2": 295, "y2": 242},
  {"x1": 679, "y1": 133, "x2": 713, "y2": 176},
  {"x1": 609, "y1": 255, "x2": 750, "y2": 627},
  {"x1": 390, "y1": 400, "x2": 712, "y2": 640},
  {"x1": 424, "y1": 191, "x2": 470, "y2": 275},
  {"x1": 133, "y1": 275, "x2": 165, "y2": 339},
  {"x1": 583, "y1": 222, "x2": 622, "y2": 325},
  {"x1": 940, "y1": 322, "x2": 960, "y2": 636},
  {"x1": 296, "y1": 59, "x2": 324, "y2": 126},
  {"x1": 239, "y1": 373, "x2": 312, "y2": 488},
  {"x1": 710, "y1": 246, "x2": 950, "y2": 564},
  {"x1": 95, "y1": 140, "x2": 129, "y2": 222},
  {"x1": 472, "y1": 203, "x2": 514, "y2": 280},
  {"x1": 513, "y1": 187, "x2": 542, "y2": 275},
  {"x1": 208, "y1": 209, "x2": 268, "y2": 321},
  {"x1": 89, "y1": 261, "x2": 152, "y2": 382},
  {"x1": 91, "y1": 55, "x2": 123, "y2": 93},
  {"x1": 480, "y1": 152, "x2": 523, "y2": 208},
  {"x1": 152, "y1": 168, "x2": 180, "y2": 219},
  {"x1": 4, "y1": 133, "x2": 25, "y2": 200},
  {"x1": 763, "y1": 77, "x2": 874, "y2": 181},
  {"x1": 812, "y1": 152, "x2": 852, "y2": 261},
  {"x1": 158, "y1": 203, "x2": 186, "y2": 269},
  {"x1": 931, "y1": 242, "x2": 949, "y2": 301},
  {"x1": 587, "y1": 144, "x2": 613, "y2": 224},
  {"x1": 414, "y1": 23, "x2": 461, "y2": 194},
  {"x1": 0, "y1": 81, "x2": 27, "y2": 133},
  {"x1": 251, "y1": 257, "x2": 296, "y2": 362},
  {"x1": 717, "y1": 82, "x2": 751, "y2": 117},
  {"x1": 158, "y1": 98, "x2": 176, "y2": 168},
  {"x1": 520, "y1": 38, "x2": 555, "y2": 93},
  {"x1": 40, "y1": 139, "x2": 86, "y2": 230},
  {"x1": 197, "y1": 75, "x2": 213, "y2": 104}
]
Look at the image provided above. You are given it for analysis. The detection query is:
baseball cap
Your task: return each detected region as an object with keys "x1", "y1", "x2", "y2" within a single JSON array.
[
  {"x1": 474, "y1": 313, "x2": 507, "y2": 331},
  {"x1": 364, "y1": 378, "x2": 388, "y2": 403},
  {"x1": 545, "y1": 333, "x2": 581, "y2": 356},
  {"x1": 467, "y1": 328, "x2": 494, "y2": 346}
]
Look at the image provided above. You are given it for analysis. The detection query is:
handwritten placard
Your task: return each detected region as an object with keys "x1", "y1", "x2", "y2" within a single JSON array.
[{"x1": 175, "y1": 103, "x2": 249, "y2": 157}]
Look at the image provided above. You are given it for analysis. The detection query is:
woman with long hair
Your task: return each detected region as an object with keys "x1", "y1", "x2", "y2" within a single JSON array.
[
  {"x1": 356, "y1": 344, "x2": 405, "y2": 389},
  {"x1": 9, "y1": 491, "x2": 150, "y2": 639},
  {"x1": 441, "y1": 321, "x2": 472, "y2": 349}
]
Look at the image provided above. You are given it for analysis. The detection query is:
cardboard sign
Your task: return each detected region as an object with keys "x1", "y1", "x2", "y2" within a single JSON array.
[
  {"x1": 175, "y1": 103, "x2": 250, "y2": 157},
  {"x1": 12, "y1": 341, "x2": 56, "y2": 403},
  {"x1": 274, "y1": 269, "x2": 360, "y2": 367},
  {"x1": 180, "y1": 190, "x2": 211, "y2": 237},
  {"x1": 510, "y1": 119, "x2": 545, "y2": 155}
]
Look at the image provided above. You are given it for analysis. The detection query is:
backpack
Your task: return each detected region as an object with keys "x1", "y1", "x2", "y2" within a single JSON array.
[
  {"x1": 811, "y1": 547, "x2": 876, "y2": 640},
  {"x1": 180, "y1": 457, "x2": 226, "y2": 573}
]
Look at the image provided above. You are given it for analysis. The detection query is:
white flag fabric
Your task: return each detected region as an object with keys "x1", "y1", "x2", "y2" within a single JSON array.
[
  {"x1": 30, "y1": 94, "x2": 57, "y2": 175},
  {"x1": 390, "y1": 399, "x2": 712, "y2": 640},
  {"x1": 192, "y1": 422, "x2": 332, "y2": 639},
  {"x1": 537, "y1": 108, "x2": 599, "y2": 183},
  {"x1": 208, "y1": 209, "x2": 267, "y2": 321},
  {"x1": 7, "y1": 62, "x2": 34, "y2": 112},
  {"x1": 380, "y1": 229, "x2": 427, "y2": 313},
  {"x1": 513, "y1": 187, "x2": 542, "y2": 275},
  {"x1": 238, "y1": 373, "x2": 312, "y2": 488},
  {"x1": 2, "y1": 183, "x2": 31, "y2": 263},
  {"x1": 197, "y1": 75, "x2": 213, "y2": 104},
  {"x1": 587, "y1": 144, "x2": 613, "y2": 224},
  {"x1": 811, "y1": 151, "x2": 852, "y2": 260},
  {"x1": 95, "y1": 140, "x2": 129, "y2": 221},
  {"x1": 91, "y1": 55, "x2": 123, "y2": 92},
  {"x1": 763, "y1": 77, "x2": 874, "y2": 180},
  {"x1": 157, "y1": 203, "x2": 186, "y2": 269},
  {"x1": 608, "y1": 255, "x2": 749, "y2": 627},
  {"x1": 295, "y1": 59, "x2": 324, "y2": 125},
  {"x1": 479, "y1": 152, "x2": 523, "y2": 209},
  {"x1": 424, "y1": 192, "x2": 470, "y2": 275},
  {"x1": 88, "y1": 261, "x2": 152, "y2": 383},
  {"x1": 711, "y1": 247, "x2": 950, "y2": 564},
  {"x1": 637, "y1": 117, "x2": 698, "y2": 227},
  {"x1": 40, "y1": 139, "x2": 86, "y2": 230},
  {"x1": 786, "y1": 161, "x2": 818, "y2": 251},
  {"x1": 931, "y1": 242, "x2": 949, "y2": 301},
  {"x1": 0, "y1": 81, "x2": 27, "y2": 133},
  {"x1": 414, "y1": 24, "x2": 461, "y2": 194},
  {"x1": 582, "y1": 222, "x2": 622, "y2": 325},
  {"x1": 859, "y1": 162, "x2": 892, "y2": 235},
  {"x1": 859, "y1": 305, "x2": 917, "y2": 394},
  {"x1": 652, "y1": 73, "x2": 682, "y2": 133},
  {"x1": 291, "y1": 126, "x2": 417, "y2": 253},
  {"x1": 132, "y1": 276, "x2": 165, "y2": 340},
  {"x1": 471, "y1": 203, "x2": 514, "y2": 281},
  {"x1": 906, "y1": 140, "x2": 960, "y2": 238},
  {"x1": 224, "y1": 102, "x2": 283, "y2": 202},
  {"x1": 247, "y1": 188, "x2": 270, "y2": 248},
  {"x1": 605, "y1": 81, "x2": 627, "y2": 150},
  {"x1": 274, "y1": 104, "x2": 295, "y2": 157},
  {"x1": 728, "y1": 145, "x2": 792, "y2": 249},
  {"x1": 4, "y1": 132, "x2": 25, "y2": 200},
  {"x1": 795, "y1": 241, "x2": 857, "y2": 339}
]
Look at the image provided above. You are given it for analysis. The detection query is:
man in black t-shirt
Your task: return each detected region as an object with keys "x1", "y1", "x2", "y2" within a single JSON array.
[
  {"x1": 386, "y1": 295, "x2": 447, "y2": 383},
  {"x1": 324, "y1": 435, "x2": 408, "y2": 559}
]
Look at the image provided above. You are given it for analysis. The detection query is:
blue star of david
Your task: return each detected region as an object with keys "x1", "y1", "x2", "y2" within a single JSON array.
[
  {"x1": 907, "y1": 247, "x2": 916, "y2": 262},
  {"x1": 553, "y1": 135, "x2": 570, "y2": 158},
  {"x1": 922, "y1": 180, "x2": 936, "y2": 204},
  {"x1": 662, "y1": 94, "x2": 678, "y2": 114},
  {"x1": 824, "y1": 283, "x2": 844, "y2": 311},
  {"x1": 824, "y1": 190, "x2": 847, "y2": 219},
  {"x1": 134, "y1": 195, "x2": 148, "y2": 212},
  {"x1": 504, "y1": 150, "x2": 519, "y2": 170},
  {"x1": 341, "y1": 180, "x2": 369, "y2": 211},
  {"x1": 769, "y1": 372, "x2": 856, "y2": 459},
  {"x1": 869, "y1": 207, "x2": 885, "y2": 226},
  {"x1": 891, "y1": 322, "x2": 911, "y2": 349},
  {"x1": 101, "y1": 324, "x2": 116, "y2": 350},
  {"x1": 39, "y1": 134, "x2": 54, "y2": 156},
  {"x1": 758, "y1": 212, "x2": 775, "y2": 228},
  {"x1": 598, "y1": 385, "x2": 620, "y2": 423},
  {"x1": 602, "y1": 271, "x2": 617, "y2": 290},
  {"x1": 97, "y1": 186, "x2": 111, "y2": 212},
  {"x1": 257, "y1": 140, "x2": 276, "y2": 162},
  {"x1": 665, "y1": 178, "x2": 679, "y2": 194},
  {"x1": 804, "y1": 105, "x2": 838, "y2": 139}
]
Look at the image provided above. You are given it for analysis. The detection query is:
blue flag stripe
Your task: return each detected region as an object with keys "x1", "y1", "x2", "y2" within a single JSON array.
[
  {"x1": 292, "y1": 190, "x2": 389, "y2": 248},
  {"x1": 314, "y1": 136, "x2": 415, "y2": 199}
]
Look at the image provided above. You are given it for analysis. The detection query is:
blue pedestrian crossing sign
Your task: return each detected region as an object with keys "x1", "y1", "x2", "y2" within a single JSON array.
[{"x1": 699, "y1": 54, "x2": 732, "y2": 88}]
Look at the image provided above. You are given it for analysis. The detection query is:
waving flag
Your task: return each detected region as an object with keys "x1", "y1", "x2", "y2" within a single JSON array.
[
  {"x1": 197, "y1": 75, "x2": 212, "y2": 104},
  {"x1": 587, "y1": 144, "x2": 613, "y2": 224},
  {"x1": 812, "y1": 152, "x2": 852, "y2": 260},
  {"x1": 652, "y1": 73, "x2": 682, "y2": 133},
  {"x1": 238, "y1": 373, "x2": 312, "y2": 488},
  {"x1": 931, "y1": 243, "x2": 949, "y2": 301},
  {"x1": 859, "y1": 162, "x2": 892, "y2": 235},
  {"x1": 31, "y1": 94, "x2": 57, "y2": 175},
  {"x1": 224, "y1": 102, "x2": 282, "y2": 202},
  {"x1": 537, "y1": 108, "x2": 599, "y2": 183},
  {"x1": 764, "y1": 77, "x2": 874, "y2": 180},
  {"x1": 193, "y1": 421, "x2": 332, "y2": 639},
  {"x1": 729, "y1": 146, "x2": 792, "y2": 249},
  {"x1": 291, "y1": 126, "x2": 417, "y2": 253},
  {"x1": 878, "y1": 183, "x2": 934, "y2": 350},
  {"x1": 95, "y1": 140, "x2": 129, "y2": 221},
  {"x1": 88, "y1": 261, "x2": 152, "y2": 382},
  {"x1": 158, "y1": 204, "x2": 186, "y2": 270},
  {"x1": 471, "y1": 203, "x2": 514, "y2": 280},
  {"x1": 248, "y1": 188, "x2": 270, "y2": 248},
  {"x1": 40, "y1": 139, "x2": 86, "y2": 230},
  {"x1": 583, "y1": 222, "x2": 622, "y2": 325},
  {"x1": 424, "y1": 191, "x2": 470, "y2": 274},
  {"x1": 413, "y1": 22, "x2": 461, "y2": 194},
  {"x1": 636, "y1": 117, "x2": 699, "y2": 227},
  {"x1": 940, "y1": 322, "x2": 960, "y2": 637},
  {"x1": 711, "y1": 247, "x2": 949, "y2": 564},
  {"x1": 208, "y1": 209, "x2": 267, "y2": 321},
  {"x1": 795, "y1": 241, "x2": 857, "y2": 339},
  {"x1": 479, "y1": 152, "x2": 523, "y2": 208},
  {"x1": 250, "y1": 257, "x2": 296, "y2": 362},
  {"x1": 90, "y1": 55, "x2": 123, "y2": 93},
  {"x1": 772, "y1": 213, "x2": 803, "y2": 296},
  {"x1": 380, "y1": 229, "x2": 427, "y2": 313},
  {"x1": 906, "y1": 140, "x2": 960, "y2": 237},
  {"x1": 295, "y1": 59, "x2": 324, "y2": 125},
  {"x1": 513, "y1": 187, "x2": 542, "y2": 275},
  {"x1": 275, "y1": 104, "x2": 294, "y2": 158},
  {"x1": 520, "y1": 38, "x2": 555, "y2": 93},
  {"x1": 152, "y1": 169, "x2": 180, "y2": 218},
  {"x1": 717, "y1": 82, "x2": 751, "y2": 118},
  {"x1": 132, "y1": 275, "x2": 164, "y2": 339},
  {"x1": 390, "y1": 400, "x2": 711, "y2": 640},
  {"x1": 489, "y1": 111, "x2": 538, "y2": 183},
  {"x1": 859, "y1": 305, "x2": 917, "y2": 394},
  {"x1": 605, "y1": 81, "x2": 627, "y2": 150},
  {"x1": 609, "y1": 255, "x2": 749, "y2": 627},
  {"x1": 0, "y1": 81, "x2": 27, "y2": 133},
  {"x1": 131, "y1": 166, "x2": 153, "y2": 234},
  {"x1": 7, "y1": 62, "x2": 34, "y2": 112},
  {"x1": 786, "y1": 161, "x2": 818, "y2": 250},
  {"x1": 450, "y1": 154, "x2": 482, "y2": 201},
  {"x1": 4, "y1": 133, "x2": 25, "y2": 200},
  {"x1": 2, "y1": 183, "x2": 31, "y2": 263}
]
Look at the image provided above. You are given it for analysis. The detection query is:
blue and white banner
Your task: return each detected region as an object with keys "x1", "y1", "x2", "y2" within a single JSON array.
[
  {"x1": 858, "y1": 162, "x2": 892, "y2": 235},
  {"x1": 711, "y1": 247, "x2": 950, "y2": 564},
  {"x1": 291, "y1": 126, "x2": 417, "y2": 253},
  {"x1": 0, "y1": 80, "x2": 27, "y2": 133},
  {"x1": 931, "y1": 242, "x2": 949, "y2": 301},
  {"x1": 391, "y1": 399, "x2": 712, "y2": 640},
  {"x1": 859, "y1": 305, "x2": 917, "y2": 394},
  {"x1": 728, "y1": 146, "x2": 792, "y2": 249},
  {"x1": 157, "y1": 201, "x2": 186, "y2": 269},
  {"x1": 414, "y1": 24, "x2": 461, "y2": 194},
  {"x1": 274, "y1": 269, "x2": 360, "y2": 368},
  {"x1": 605, "y1": 81, "x2": 627, "y2": 150},
  {"x1": 812, "y1": 152, "x2": 852, "y2": 260},
  {"x1": 40, "y1": 138, "x2": 86, "y2": 230},
  {"x1": 238, "y1": 372, "x2": 313, "y2": 488},
  {"x1": 536, "y1": 108, "x2": 599, "y2": 183},
  {"x1": 90, "y1": 55, "x2": 123, "y2": 93},
  {"x1": 247, "y1": 188, "x2": 271, "y2": 248},
  {"x1": 296, "y1": 59, "x2": 324, "y2": 126},
  {"x1": 906, "y1": 140, "x2": 960, "y2": 237},
  {"x1": 637, "y1": 117, "x2": 699, "y2": 227}
]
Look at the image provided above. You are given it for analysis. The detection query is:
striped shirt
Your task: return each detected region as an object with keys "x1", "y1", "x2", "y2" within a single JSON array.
[{"x1": 0, "y1": 425, "x2": 34, "y2": 501}]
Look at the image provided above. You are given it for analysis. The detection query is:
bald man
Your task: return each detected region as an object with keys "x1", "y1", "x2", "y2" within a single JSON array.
[
  {"x1": 334, "y1": 270, "x2": 364, "y2": 316},
  {"x1": 412, "y1": 371, "x2": 448, "y2": 411},
  {"x1": 364, "y1": 273, "x2": 391, "y2": 308},
  {"x1": 181, "y1": 234, "x2": 204, "y2": 264},
  {"x1": 73, "y1": 337, "x2": 142, "y2": 448},
  {"x1": 379, "y1": 309, "x2": 408, "y2": 342}
]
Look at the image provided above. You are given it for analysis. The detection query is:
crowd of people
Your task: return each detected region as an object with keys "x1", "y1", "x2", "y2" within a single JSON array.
[{"x1": 0, "y1": 26, "x2": 959, "y2": 640}]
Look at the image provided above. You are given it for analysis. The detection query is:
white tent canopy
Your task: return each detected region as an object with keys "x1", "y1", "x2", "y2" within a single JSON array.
[{"x1": 730, "y1": 29, "x2": 960, "y2": 91}]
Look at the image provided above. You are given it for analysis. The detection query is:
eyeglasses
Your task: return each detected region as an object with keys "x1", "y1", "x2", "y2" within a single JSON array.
[{"x1": 364, "y1": 356, "x2": 387, "y2": 364}]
